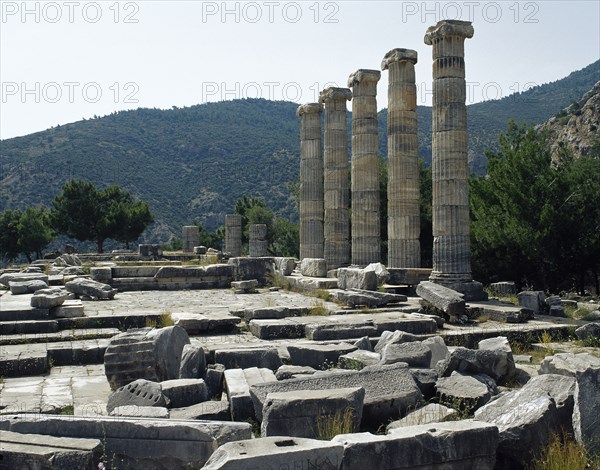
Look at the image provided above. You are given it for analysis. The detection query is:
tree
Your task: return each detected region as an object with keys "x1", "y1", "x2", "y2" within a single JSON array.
[
  {"x1": 18, "y1": 206, "x2": 55, "y2": 262},
  {"x1": 0, "y1": 209, "x2": 22, "y2": 262},
  {"x1": 233, "y1": 196, "x2": 299, "y2": 256},
  {"x1": 470, "y1": 120, "x2": 600, "y2": 293},
  {"x1": 51, "y1": 180, "x2": 153, "y2": 253}
]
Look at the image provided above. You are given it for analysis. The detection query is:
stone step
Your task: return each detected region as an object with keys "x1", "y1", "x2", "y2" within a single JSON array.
[
  {"x1": 249, "y1": 312, "x2": 438, "y2": 340},
  {"x1": 0, "y1": 319, "x2": 59, "y2": 335},
  {"x1": 0, "y1": 348, "x2": 48, "y2": 377},
  {"x1": 467, "y1": 300, "x2": 533, "y2": 323},
  {"x1": 47, "y1": 338, "x2": 112, "y2": 366},
  {"x1": 0, "y1": 430, "x2": 102, "y2": 468},
  {"x1": 0, "y1": 328, "x2": 120, "y2": 346},
  {"x1": 0, "y1": 292, "x2": 50, "y2": 321}
]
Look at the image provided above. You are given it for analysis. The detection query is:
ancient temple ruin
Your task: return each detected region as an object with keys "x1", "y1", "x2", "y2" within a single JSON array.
[{"x1": 295, "y1": 20, "x2": 484, "y2": 301}]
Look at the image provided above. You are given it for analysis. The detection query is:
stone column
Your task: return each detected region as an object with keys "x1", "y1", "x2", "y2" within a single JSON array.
[
  {"x1": 249, "y1": 224, "x2": 268, "y2": 257},
  {"x1": 425, "y1": 20, "x2": 483, "y2": 299},
  {"x1": 319, "y1": 87, "x2": 352, "y2": 269},
  {"x1": 382, "y1": 48, "x2": 421, "y2": 268},
  {"x1": 182, "y1": 226, "x2": 199, "y2": 253},
  {"x1": 347, "y1": 69, "x2": 381, "y2": 266},
  {"x1": 225, "y1": 214, "x2": 242, "y2": 257},
  {"x1": 296, "y1": 103, "x2": 324, "y2": 260}
]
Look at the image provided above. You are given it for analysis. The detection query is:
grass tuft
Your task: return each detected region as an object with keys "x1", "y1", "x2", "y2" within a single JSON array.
[
  {"x1": 316, "y1": 407, "x2": 357, "y2": 440},
  {"x1": 529, "y1": 433, "x2": 599, "y2": 470}
]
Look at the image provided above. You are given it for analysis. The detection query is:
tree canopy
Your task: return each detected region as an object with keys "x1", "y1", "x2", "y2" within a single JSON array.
[
  {"x1": 51, "y1": 180, "x2": 153, "y2": 253},
  {"x1": 470, "y1": 120, "x2": 600, "y2": 293}
]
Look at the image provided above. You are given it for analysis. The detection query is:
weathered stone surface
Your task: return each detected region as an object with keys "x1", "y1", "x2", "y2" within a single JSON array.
[
  {"x1": 104, "y1": 326, "x2": 191, "y2": 390},
  {"x1": 478, "y1": 336, "x2": 515, "y2": 380},
  {"x1": 300, "y1": 258, "x2": 327, "y2": 278},
  {"x1": 339, "y1": 350, "x2": 381, "y2": 370},
  {"x1": 106, "y1": 379, "x2": 168, "y2": 414},
  {"x1": 161, "y1": 378, "x2": 209, "y2": 408},
  {"x1": 228, "y1": 257, "x2": 274, "y2": 286},
  {"x1": 334, "y1": 420, "x2": 498, "y2": 470},
  {"x1": 171, "y1": 312, "x2": 240, "y2": 334},
  {"x1": 170, "y1": 400, "x2": 230, "y2": 421},
  {"x1": 275, "y1": 365, "x2": 317, "y2": 380},
  {"x1": 273, "y1": 257, "x2": 296, "y2": 276},
  {"x1": 8, "y1": 279, "x2": 48, "y2": 295},
  {"x1": 517, "y1": 290, "x2": 545, "y2": 314},
  {"x1": 374, "y1": 330, "x2": 420, "y2": 354},
  {"x1": 0, "y1": 414, "x2": 251, "y2": 469},
  {"x1": 205, "y1": 363, "x2": 225, "y2": 399},
  {"x1": 437, "y1": 346, "x2": 515, "y2": 383},
  {"x1": 51, "y1": 299, "x2": 84, "y2": 318},
  {"x1": 538, "y1": 352, "x2": 600, "y2": 377},
  {"x1": 0, "y1": 272, "x2": 48, "y2": 287},
  {"x1": 410, "y1": 368, "x2": 438, "y2": 400},
  {"x1": 575, "y1": 322, "x2": 600, "y2": 340},
  {"x1": 0, "y1": 430, "x2": 102, "y2": 470},
  {"x1": 179, "y1": 344, "x2": 206, "y2": 379},
  {"x1": 248, "y1": 319, "x2": 306, "y2": 340},
  {"x1": 364, "y1": 263, "x2": 389, "y2": 287},
  {"x1": 331, "y1": 288, "x2": 406, "y2": 308},
  {"x1": 110, "y1": 405, "x2": 170, "y2": 419},
  {"x1": 231, "y1": 279, "x2": 258, "y2": 291},
  {"x1": 422, "y1": 336, "x2": 449, "y2": 368},
  {"x1": 583, "y1": 310, "x2": 600, "y2": 321},
  {"x1": 287, "y1": 343, "x2": 357, "y2": 369},
  {"x1": 250, "y1": 362, "x2": 423, "y2": 425},
  {"x1": 416, "y1": 281, "x2": 465, "y2": 316},
  {"x1": 436, "y1": 371, "x2": 495, "y2": 411},
  {"x1": 30, "y1": 287, "x2": 68, "y2": 308},
  {"x1": 573, "y1": 366, "x2": 600, "y2": 455},
  {"x1": 65, "y1": 277, "x2": 116, "y2": 300},
  {"x1": 61, "y1": 266, "x2": 86, "y2": 276},
  {"x1": 224, "y1": 367, "x2": 277, "y2": 421},
  {"x1": 203, "y1": 436, "x2": 343, "y2": 470},
  {"x1": 321, "y1": 87, "x2": 351, "y2": 270},
  {"x1": 489, "y1": 281, "x2": 516, "y2": 295},
  {"x1": 305, "y1": 322, "x2": 378, "y2": 341},
  {"x1": 54, "y1": 253, "x2": 82, "y2": 266},
  {"x1": 337, "y1": 267, "x2": 377, "y2": 291},
  {"x1": 380, "y1": 342, "x2": 432, "y2": 368},
  {"x1": 475, "y1": 373, "x2": 575, "y2": 468},
  {"x1": 261, "y1": 387, "x2": 365, "y2": 438},
  {"x1": 215, "y1": 347, "x2": 282, "y2": 371},
  {"x1": 348, "y1": 69, "x2": 381, "y2": 266},
  {"x1": 386, "y1": 403, "x2": 457, "y2": 431},
  {"x1": 353, "y1": 336, "x2": 373, "y2": 351}
]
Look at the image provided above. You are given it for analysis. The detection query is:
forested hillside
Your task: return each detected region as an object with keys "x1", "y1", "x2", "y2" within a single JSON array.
[{"x1": 1, "y1": 60, "x2": 597, "y2": 241}]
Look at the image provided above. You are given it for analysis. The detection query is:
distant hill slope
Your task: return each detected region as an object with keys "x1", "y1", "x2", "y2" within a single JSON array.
[{"x1": 1, "y1": 60, "x2": 598, "y2": 240}]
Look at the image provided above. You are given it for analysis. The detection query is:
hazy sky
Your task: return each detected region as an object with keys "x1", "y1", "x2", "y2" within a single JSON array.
[{"x1": 1, "y1": 0, "x2": 599, "y2": 139}]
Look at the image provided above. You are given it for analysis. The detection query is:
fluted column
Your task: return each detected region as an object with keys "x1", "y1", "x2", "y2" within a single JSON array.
[
  {"x1": 425, "y1": 20, "x2": 473, "y2": 284},
  {"x1": 319, "y1": 87, "x2": 352, "y2": 269},
  {"x1": 348, "y1": 69, "x2": 381, "y2": 266},
  {"x1": 382, "y1": 48, "x2": 421, "y2": 268},
  {"x1": 296, "y1": 103, "x2": 324, "y2": 260},
  {"x1": 225, "y1": 214, "x2": 242, "y2": 257}
]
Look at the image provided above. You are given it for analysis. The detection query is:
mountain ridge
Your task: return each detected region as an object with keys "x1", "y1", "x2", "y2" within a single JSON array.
[{"x1": 1, "y1": 60, "x2": 598, "y2": 241}]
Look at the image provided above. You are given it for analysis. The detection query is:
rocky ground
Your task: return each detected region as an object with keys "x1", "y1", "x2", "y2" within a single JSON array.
[{"x1": 0, "y1": 259, "x2": 599, "y2": 470}]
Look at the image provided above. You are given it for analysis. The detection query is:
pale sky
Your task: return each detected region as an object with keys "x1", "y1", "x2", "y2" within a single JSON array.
[{"x1": 1, "y1": 0, "x2": 599, "y2": 139}]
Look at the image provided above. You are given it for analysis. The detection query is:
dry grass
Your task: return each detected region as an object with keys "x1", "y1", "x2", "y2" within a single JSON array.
[
  {"x1": 316, "y1": 407, "x2": 357, "y2": 440},
  {"x1": 529, "y1": 433, "x2": 599, "y2": 470}
]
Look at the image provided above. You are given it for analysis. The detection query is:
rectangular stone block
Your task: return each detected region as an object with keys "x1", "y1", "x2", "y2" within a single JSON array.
[
  {"x1": 225, "y1": 367, "x2": 277, "y2": 421},
  {"x1": 0, "y1": 430, "x2": 102, "y2": 470},
  {"x1": 333, "y1": 420, "x2": 499, "y2": 469},
  {"x1": 416, "y1": 281, "x2": 465, "y2": 316},
  {"x1": 250, "y1": 363, "x2": 423, "y2": 426},
  {"x1": 0, "y1": 414, "x2": 251, "y2": 469},
  {"x1": 203, "y1": 436, "x2": 343, "y2": 470}
]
